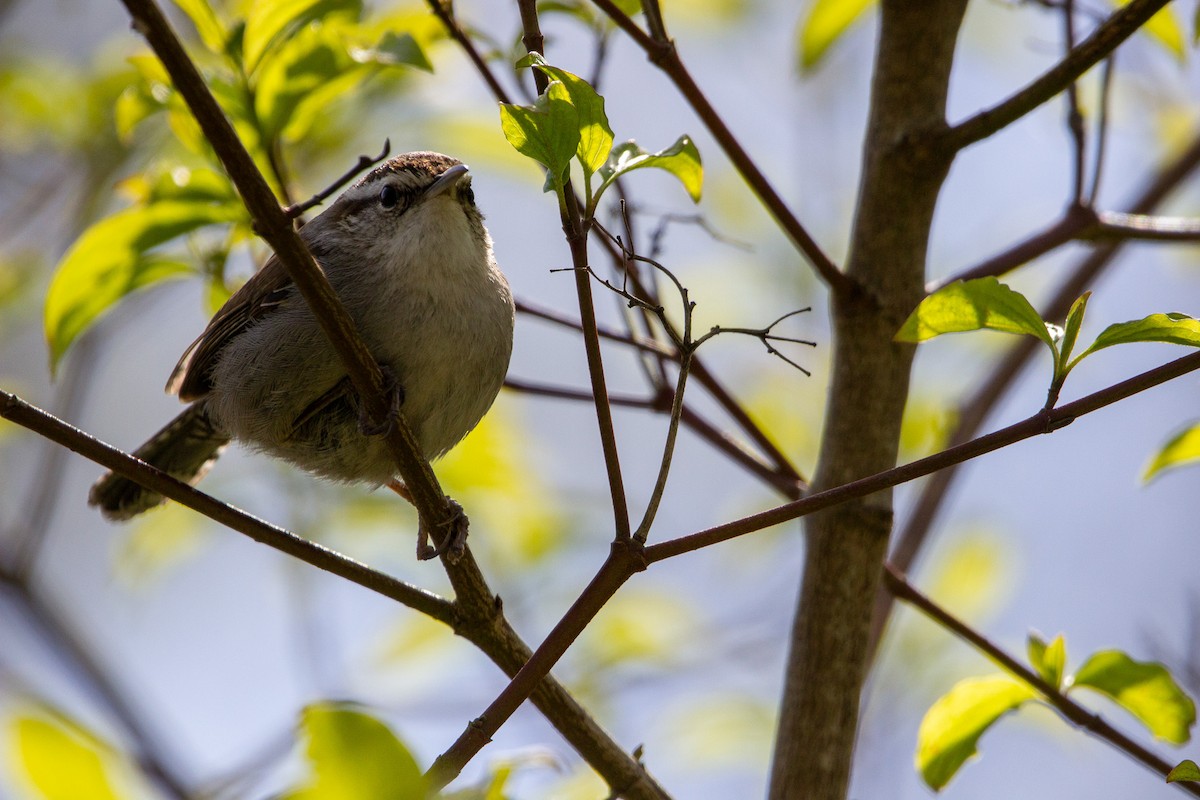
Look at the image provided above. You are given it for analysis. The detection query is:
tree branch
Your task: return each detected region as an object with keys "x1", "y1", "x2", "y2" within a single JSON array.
[
  {"x1": 875, "y1": 126, "x2": 1200, "y2": 657},
  {"x1": 588, "y1": 0, "x2": 852, "y2": 295},
  {"x1": 947, "y1": 0, "x2": 1171, "y2": 150},
  {"x1": 0, "y1": 390, "x2": 457, "y2": 621},
  {"x1": 516, "y1": 0, "x2": 632, "y2": 541},
  {"x1": 644, "y1": 347, "x2": 1200, "y2": 561},
  {"x1": 884, "y1": 564, "x2": 1200, "y2": 797}
]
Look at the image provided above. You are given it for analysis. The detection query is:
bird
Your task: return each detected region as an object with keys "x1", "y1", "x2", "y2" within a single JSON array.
[{"x1": 89, "y1": 151, "x2": 515, "y2": 557}]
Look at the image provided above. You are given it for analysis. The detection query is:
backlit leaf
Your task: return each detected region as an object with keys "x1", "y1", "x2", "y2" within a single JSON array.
[
  {"x1": 243, "y1": 0, "x2": 363, "y2": 74},
  {"x1": 596, "y1": 136, "x2": 703, "y2": 203},
  {"x1": 172, "y1": 0, "x2": 228, "y2": 53},
  {"x1": 1169, "y1": 759, "x2": 1200, "y2": 783},
  {"x1": 916, "y1": 675, "x2": 1036, "y2": 790},
  {"x1": 1027, "y1": 633, "x2": 1067, "y2": 690},
  {"x1": 1079, "y1": 312, "x2": 1200, "y2": 357},
  {"x1": 11, "y1": 714, "x2": 124, "y2": 800},
  {"x1": 896, "y1": 278, "x2": 1054, "y2": 350},
  {"x1": 499, "y1": 80, "x2": 580, "y2": 189},
  {"x1": 1143, "y1": 421, "x2": 1200, "y2": 483},
  {"x1": 1129, "y1": 1, "x2": 1187, "y2": 60},
  {"x1": 798, "y1": 0, "x2": 876, "y2": 70},
  {"x1": 518, "y1": 53, "x2": 614, "y2": 178},
  {"x1": 280, "y1": 703, "x2": 426, "y2": 799},
  {"x1": 1072, "y1": 650, "x2": 1196, "y2": 744},
  {"x1": 45, "y1": 200, "x2": 241, "y2": 372}
]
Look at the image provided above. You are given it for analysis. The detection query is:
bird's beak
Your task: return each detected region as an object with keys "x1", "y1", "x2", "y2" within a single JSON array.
[{"x1": 425, "y1": 164, "x2": 470, "y2": 199}]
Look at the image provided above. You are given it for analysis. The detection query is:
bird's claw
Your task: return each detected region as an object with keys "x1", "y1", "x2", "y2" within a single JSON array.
[
  {"x1": 417, "y1": 498, "x2": 468, "y2": 562},
  {"x1": 358, "y1": 366, "x2": 405, "y2": 437}
]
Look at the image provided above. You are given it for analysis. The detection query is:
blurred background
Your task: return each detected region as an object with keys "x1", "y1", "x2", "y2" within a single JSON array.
[{"x1": 2, "y1": 0, "x2": 1200, "y2": 797}]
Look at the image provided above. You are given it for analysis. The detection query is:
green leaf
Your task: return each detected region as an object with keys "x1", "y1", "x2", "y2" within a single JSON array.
[
  {"x1": 11, "y1": 714, "x2": 124, "y2": 800},
  {"x1": 499, "y1": 80, "x2": 580, "y2": 190},
  {"x1": 242, "y1": 0, "x2": 363, "y2": 74},
  {"x1": 896, "y1": 278, "x2": 1055, "y2": 351},
  {"x1": 45, "y1": 200, "x2": 241, "y2": 372},
  {"x1": 596, "y1": 136, "x2": 704, "y2": 204},
  {"x1": 797, "y1": 0, "x2": 876, "y2": 71},
  {"x1": 1169, "y1": 759, "x2": 1200, "y2": 783},
  {"x1": 1143, "y1": 421, "x2": 1200, "y2": 483},
  {"x1": 280, "y1": 703, "x2": 426, "y2": 800},
  {"x1": 253, "y1": 17, "x2": 364, "y2": 141},
  {"x1": 1132, "y1": 2, "x2": 1186, "y2": 60},
  {"x1": 1072, "y1": 650, "x2": 1197, "y2": 744},
  {"x1": 916, "y1": 675, "x2": 1037, "y2": 790},
  {"x1": 354, "y1": 30, "x2": 433, "y2": 71},
  {"x1": 518, "y1": 53, "x2": 614, "y2": 178},
  {"x1": 1059, "y1": 292, "x2": 1089, "y2": 368},
  {"x1": 114, "y1": 84, "x2": 164, "y2": 142},
  {"x1": 1079, "y1": 312, "x2": 1200, "y2": 358},
  {"x1": 1028, "y1": 633, "x2": 1067, "y2": 690},
  {"x1": 172, "y1": 0, "x2": 228, "y2": 53}
]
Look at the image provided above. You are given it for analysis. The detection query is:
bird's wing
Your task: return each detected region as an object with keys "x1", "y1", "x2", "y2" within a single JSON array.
[{"x1": 167, "y1": 254, "x2": 296, "y2": 401}]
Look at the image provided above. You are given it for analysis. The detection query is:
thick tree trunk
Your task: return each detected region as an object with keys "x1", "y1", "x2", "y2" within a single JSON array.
[{"x1": 768, "y1": 3, "x2": 969, "y2": 798}]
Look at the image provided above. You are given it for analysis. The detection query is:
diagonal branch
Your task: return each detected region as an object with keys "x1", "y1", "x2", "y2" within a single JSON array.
[
  {"x1": 874, "y1": 126, "x2": 1200, "y2": 658},
  {"x1": 589, "y1": 0, "x2": 852, "y2": 294},
  {"x1": 884, "y1": 564, "x2": 1200, "y2": 797},
  {"x1": 0, "y1": 387, "x2": 672, "y2": 799},
  {"x1": 643, "y1": 347, "x2": 1200, "y2": 562},
  {"x1": 0, "y1": 390, "x2": 456, "y2": 622},
  {"x1": 948, "y1": 0, "x2": 1171, "y2": 150}
]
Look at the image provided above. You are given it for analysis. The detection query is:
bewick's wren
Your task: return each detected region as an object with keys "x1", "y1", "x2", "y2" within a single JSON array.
[{"x1": 90, "y1": 152, "x2": 515, "y2": 545}]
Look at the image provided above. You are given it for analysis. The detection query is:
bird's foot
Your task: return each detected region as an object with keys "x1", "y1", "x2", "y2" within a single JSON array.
[{"x1": 358, "y1": 366, "x2": 405, "y2": 437}]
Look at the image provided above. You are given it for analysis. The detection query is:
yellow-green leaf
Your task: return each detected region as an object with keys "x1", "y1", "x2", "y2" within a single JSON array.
[
  {"x1": 1126, "y1": 1, "x2": 1186, "y2": 60},
  {"x1": 172, "y1": 0, "x2": 228, "y2": 53},
  {"x1": 1169, "y1": 759, "x2": 1200, "y2": 783},
  {"x1": 797, "y1": 0, "x2": 876, "y2": 71},
  {"x1": 596, "y1": 136, "x2": 703, "y2": 204},
  {"x1": 1027, "y1": 633, "x2": 1067, "y2": 690},
  {"x1": 1143, "y1": 421, "x2": 1200, "y2": 483},
  {"x1": 1072, "y1": 650, "x2": 1196, "y2": 744},
  {"x1": 45, "y1": 200, "x2": 241, "y2": 372},
  {"x1": 499, "y1": 80, "x2": 580, "y2": 189},
  {"x1": 1080, "y1": 312, "x2": 1200, "y2": 358},
  {"x1": 896, "y1": 277, "x2": 1055, "y2": 349},
  {"x1": 518, "y1": 53, "x2": 614, "y2": 178},
  {"x1": 281, "y1": 703, "x2": 426, "y2": 799},
  {"x1": 11, "y1": 714, "x2": 123, "y2": 800},
  {"x1": 243, "y1": 0, "x2": 362, "y2": 74},
  {"x1": 916, "y1": 675, "x2": 1036, "y2": 790}
]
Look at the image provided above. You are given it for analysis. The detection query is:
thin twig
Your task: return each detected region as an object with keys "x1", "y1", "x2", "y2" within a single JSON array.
[
  {"x1": 1088, "y1": 211, "x2": 1200, "y2": 241},
  {"x1": 283, "y1": 139, "x2": 391, "y2": 218},
  {"x1": 517, "y1": 0, "x2": 632, "y2": 541},
  {"x1": 869, "y1": 126, "x2": 1200, "y2": 661},
  {"x1": 504, "y1": 377, "x2": 652, "y2": 409},
  {"x1": 643, "y1": 347, "x2": 1200, "y2": 562},
  {"x1": 1062, "y1": 0, "x2": 1087, "y2": 205},
  {"x1": 589, "y1": 0, "x2": 852, "y2": 295},
  {"x1": 1087, "y1": 55, "x2": 1116, "y2": 205},
  {"x1": 426, "y1": 540, "x2": 648, "y2": 789},
  {"x1": 948, "y1": 0, "x2": 1171, "y2": 150},
  {"x1": 0, "y1": 390, "x2": 457, "y2": 621},
  {"x1": 884, "y1": 564, "x2": 1200, "y2": 797}
]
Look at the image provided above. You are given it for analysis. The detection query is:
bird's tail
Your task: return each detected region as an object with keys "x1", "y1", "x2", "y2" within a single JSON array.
[{"x1": 89, "y1": 403, "x2": 230, "y2": 520}]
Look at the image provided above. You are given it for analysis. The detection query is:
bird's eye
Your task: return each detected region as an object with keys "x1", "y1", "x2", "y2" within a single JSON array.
[
  {"x1": 378, "y1": 185, "x2": 401, "y2": 208},
  {"x1": 463, "y1": 186, "x2": 476, "y2": 206}
]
